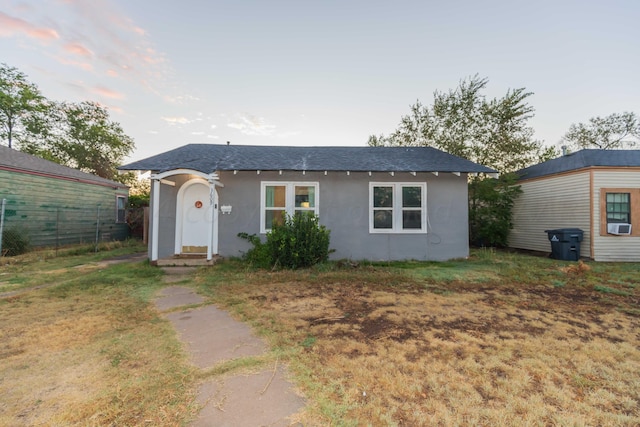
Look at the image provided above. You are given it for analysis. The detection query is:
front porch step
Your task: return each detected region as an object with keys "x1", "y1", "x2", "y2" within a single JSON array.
[{"x1": 156, "y1": 255, "x2": 221, "y2": 267}]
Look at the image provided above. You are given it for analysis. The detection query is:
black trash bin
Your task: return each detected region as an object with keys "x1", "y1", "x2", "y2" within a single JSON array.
[{"x1": 545, "y1": 228, "x2": 584, "y2": 261}]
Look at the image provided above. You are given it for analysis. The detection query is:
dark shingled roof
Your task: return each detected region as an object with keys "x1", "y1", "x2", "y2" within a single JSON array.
[
  {"x1": 516, "y1": 149, "x2": 640, "y2": 181},
  {"x1": 119, "y1": 144, "x2": 496, "y2": 174},
  {"x1": 0, "y1": 145, "x2": 127, "y2": 188}
]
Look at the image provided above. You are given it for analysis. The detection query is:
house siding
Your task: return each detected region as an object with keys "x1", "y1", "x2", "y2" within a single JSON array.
[
  {"x1": 510, "y1": 172, "x2": 591, "y2": 254},
  {"x1": 0, "y1": 169, "x2": 129, "y2": 247},
  {"x1": 152, "y1": 170, "x2": 471, "y2": 261},
  {"x1": 223, "y1": 171, "x2": 470, "y2": 261},
  {"x1": 592, "y1": 170, "x2": 640, "y2": 262}
]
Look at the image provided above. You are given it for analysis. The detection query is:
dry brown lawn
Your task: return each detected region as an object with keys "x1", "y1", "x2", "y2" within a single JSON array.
[
  {"x1": 2, "y1": 246, "x2": 639, "y2": 426},
  {"x1": 197, "y1": 253, "x2": 640, "y2": 426},
  {"x1": 0, "y1": 248, "x2": 198, "y2": 427}
]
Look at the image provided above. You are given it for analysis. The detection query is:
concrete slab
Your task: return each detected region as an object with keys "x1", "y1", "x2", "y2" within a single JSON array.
[
  {"x1": 155, "y1": 286, "x2": 204, "y2": 311},
  {"x1": 193, "y1": 366, "x2": 305, "y2": 427},
  {"x1": 165, "y1": 305, "x2": 267, "y2": 368}
]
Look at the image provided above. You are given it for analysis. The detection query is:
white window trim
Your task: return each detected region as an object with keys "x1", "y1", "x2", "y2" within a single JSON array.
[
  {"x1": 116, "y1": 195, "x2": 127, "y2": 223},
  {"x1": 260, "y1": 181, "x2": 319, "y2": 233},
  {"x1": 369, "y1": 182, "x2": 427, "y2": 234}
]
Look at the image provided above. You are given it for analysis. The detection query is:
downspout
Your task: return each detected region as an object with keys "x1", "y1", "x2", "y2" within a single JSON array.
[
  {"x1": 589, "y1": 169, "x2": 594, "y2": 259},
  {"x1": 207, "y1": 179, "x2": 214, "y2": 261},
  {"x1": 151, "y1": 178, "x2": 160, "y2": 262}
]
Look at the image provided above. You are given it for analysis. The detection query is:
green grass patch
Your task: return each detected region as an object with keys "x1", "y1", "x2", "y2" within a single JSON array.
[{"x1": 593, "y1": 285, "x2": 632, "y2": 296}]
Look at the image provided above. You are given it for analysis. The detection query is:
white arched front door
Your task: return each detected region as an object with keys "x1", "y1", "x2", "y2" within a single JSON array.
[{"x1": 176, "y1": 179, "x2": 214, "y2": 254}]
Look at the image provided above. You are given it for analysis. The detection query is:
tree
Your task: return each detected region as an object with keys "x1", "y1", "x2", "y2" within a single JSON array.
[
  {"x1": 22, "y1": 101, "x2": 135, "y2": 181},
  {"x1": 561, "y1": 112, "x2": 639, "y2": 150},
  {"x1": 469, "y1": 174, "x2": 522, "y2": 247},
  {"x1": 0, "y1": 63, "x2": 49, "y2": 149},
  {"x1": 369, "y1": 76, "x2": 552, "y2": 247},
  {"x1": 368, "y1": 75, "x2": 553, "y2": 174},
  {"x1": 1, "y1": 64, "x2": 136, "y2": 181}
]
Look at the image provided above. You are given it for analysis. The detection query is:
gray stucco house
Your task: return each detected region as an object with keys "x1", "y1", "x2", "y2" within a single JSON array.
[{"x1": 119, "y1": 144, "x2": 495, "y2": 263}]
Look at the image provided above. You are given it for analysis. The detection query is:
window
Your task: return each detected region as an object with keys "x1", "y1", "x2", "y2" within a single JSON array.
[
  {"x1": 370, "y1": 183, "x2": 426, "y2": 233},
  {"x1": 261, "y1": 182, "x2": 318, "y2": 232},
  {"x1": 606, "y1": 192, "x2": 630, "y2": 224},
  {"x1": 116, "y1": 195, "x2": 127, "y2": 223},
  {"x1": 599, "y1": 188, "x2": 639, "y2": 237}
]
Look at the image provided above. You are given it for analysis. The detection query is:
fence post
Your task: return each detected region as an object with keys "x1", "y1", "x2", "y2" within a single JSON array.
[
  {"x1": 0, "y1": 198, "x2": 6, "y2": 256},
  {"x1": 56, "y1": 207, "x2": 60, "y2": 255},
  {"x1": 95, "y1": 206, "x2": 100, "y2": 252}
]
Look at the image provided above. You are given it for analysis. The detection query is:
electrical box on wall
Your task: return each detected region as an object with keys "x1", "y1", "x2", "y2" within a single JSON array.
[{"x1": 220, "y1": 205, "x2": 232, "y2": 215}]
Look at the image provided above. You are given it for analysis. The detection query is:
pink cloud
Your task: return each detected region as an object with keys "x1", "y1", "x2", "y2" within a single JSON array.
[
  {"x1": 0, "y1": 12, "x2": 59, "y2": 42},
  {"x1": 64, "y1": 42, "x2": 93, "y2": 57},
  {"x1": 53, "y1": 55, "x2": 93, "y2": 71},
  {"x1": 91, "y1": 85, "x2": 125, "y2": 100}
]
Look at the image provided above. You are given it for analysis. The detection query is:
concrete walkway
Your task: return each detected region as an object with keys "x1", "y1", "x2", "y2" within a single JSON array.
[{"x1": 155, "y1": 271, "x2": 305, "y2": 426}]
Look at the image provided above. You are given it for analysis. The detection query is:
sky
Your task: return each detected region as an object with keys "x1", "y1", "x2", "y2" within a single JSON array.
[{"x1": 1, "y1": 0, "x2": 639, "y2": 163}]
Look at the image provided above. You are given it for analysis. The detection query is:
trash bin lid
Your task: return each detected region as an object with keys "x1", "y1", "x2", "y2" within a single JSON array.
[{"x1": 544, "y1": 228, "x2": 583, "y2": 234}]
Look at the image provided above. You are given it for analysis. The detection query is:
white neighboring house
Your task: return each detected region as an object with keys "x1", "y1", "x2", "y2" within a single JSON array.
[{"x1": 510, "y1": 149, "x2": 640, "y2": 262}]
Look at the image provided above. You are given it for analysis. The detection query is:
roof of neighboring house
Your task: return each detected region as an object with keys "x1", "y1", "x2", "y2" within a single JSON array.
[
  {"x1": 516, "y1": 149, "x2": 640, "y2": 181},
  {"x1": 0, "y1": 145, "x2": 127, "y2": 188},
  {"x1": 118, "y1": 144, "x2": 496, "y2": 174}
]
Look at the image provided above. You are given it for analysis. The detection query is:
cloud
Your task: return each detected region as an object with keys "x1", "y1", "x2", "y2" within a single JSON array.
[
  {"x1": 227, "y1": 113, "x2": 277, "y2": 136},
  {"x1": 63, "y1": 42, "x2": 93, "y2": 57},
  {"x1": 0, "y1": 11, "x2": 59, "y2": 42},
  {"x1": 91, "y1": 85, "x2": 125, "y2": 100},
  {"x1": 2, "y1": 1, "x2": 177, "y2": 102},
  {"x1": 53, "y1": 55, "x2": 93, "y2": 71},
  {"x1": 164, "y1": 94, "x2": 201, "y2": 104},
  {"x1": 105, "y1": 104, "x2": 123, "y2": 114},
  {"x1": 191, "y1": 131, "x2": 205, "y2": 135},
  {"x1": 162, "y1": 116, "x2": 192, "y2": 125}
]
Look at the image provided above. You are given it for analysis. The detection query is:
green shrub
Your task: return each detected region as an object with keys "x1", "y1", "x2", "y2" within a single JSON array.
[
  {"x1": 238, "y1": 212, "x2": 331, "y2": 269},
  {"x1": 237, "y1": 232, "x2": 272, "y2": 269},
  {"x1": 469, "y1": 174, "x2": 522, "y2": 248},
  {"x1": 1, "y1": 226, "x2": 30, "y2": 256}
]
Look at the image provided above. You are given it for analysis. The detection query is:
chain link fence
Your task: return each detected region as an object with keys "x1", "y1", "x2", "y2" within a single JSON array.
[{"x1": 0, "y1": 198, "x2": 130, "y2": 256}]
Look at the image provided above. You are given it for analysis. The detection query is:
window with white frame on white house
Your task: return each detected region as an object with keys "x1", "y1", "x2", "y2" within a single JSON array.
[
  {"x1": 370, "y1": 183, "x2": 426, "y2": 233},
  {"x1": 261, "y1": 182, "x2": 318, "y2": 232}
]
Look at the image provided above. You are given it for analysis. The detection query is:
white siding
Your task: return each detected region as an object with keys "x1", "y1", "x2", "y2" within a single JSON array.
[
  {"x1": 592, "y1": 171, "x2": 640, "y2": 262},
  {"x1": 510, "y1": 172, "x2": 591, "y2": 254}
]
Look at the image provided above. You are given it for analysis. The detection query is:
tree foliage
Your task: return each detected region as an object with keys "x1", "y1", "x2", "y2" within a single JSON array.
[
  {"x1": 1, "y1": 64, "x2": 135, "y2": 182},
  {"x1": 561, "y1": 112, "x2": 639, "y2": 150},
  {"x1": 369, "y1": 75, "x2": 554, "y2": 174},
  {"x1": 369, "y1": 76, "x2": 549, "y2": 247},
  {"x1": 0, "y1": 63, "x2": 49, "y2": 149},
  {"x1": 469, "y1": 174, "x2": 522, "y2": 247},
  {"x1": 19, "y1": 100, "x2": 135, "y2": 181},
  {"x1": 59, "y1": 101, "x2": 135, "y2": 180}
]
